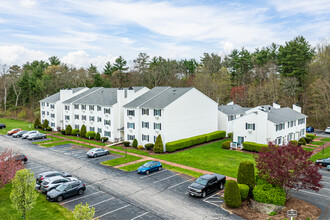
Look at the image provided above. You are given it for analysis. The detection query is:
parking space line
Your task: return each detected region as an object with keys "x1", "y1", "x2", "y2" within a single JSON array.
[
  {"x1": 94, "y1": 204, "x2": 130, "y2": 219},
  {"x1": 60, "y1": 191, "x2": 101, "y2": 205},
  {"x1": 90, "y1": 198, "x2": 113, "y2": 206},
  {"x1": 130, "y1": 212, "x2": 149, "y2": 220},
  {"x1": 26, "y1": 165, "x2": 44, "y2": 170},
  {"x1": 297, "y1": 190, "x2": 329, "y2": 199},
  {"x1": 154, "y1": 173, "x2": 180, "y2": 183},
  {"x1": 140, "y1": 169, "x2": 167, "y2": 179},
  {"x1": 167, "y1": 178, "x2": 194, "y2": 189}
]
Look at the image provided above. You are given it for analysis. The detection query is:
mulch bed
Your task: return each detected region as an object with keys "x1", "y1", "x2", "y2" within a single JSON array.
[{"x1": 223, "y1": 197, "x2": 321, "y2": 220}]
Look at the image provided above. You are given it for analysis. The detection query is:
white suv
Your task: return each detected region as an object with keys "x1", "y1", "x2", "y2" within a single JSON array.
[{"x1": 325, "y1": 127, "x2": 330, "y2": 134}]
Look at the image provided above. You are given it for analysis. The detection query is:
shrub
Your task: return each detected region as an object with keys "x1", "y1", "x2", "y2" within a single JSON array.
[
  {"x1": 95, "y1": 132, "x2": 101, "y2": 140},
  {"x1": 60, "y1": 130, "x2": 65, "y2": 135},
  {"x1": 298, "y1": 137, "x2": 306, "y2": 146},
  {"x1": 228, "y1": 132, "x2": 233, "y2": 138},
  {"x1": 237, "y1": 161, "x2": 255, "y2": 194},
  {"x1": 304, "y1": 137, "x2": 312, "y2": 144},
  {"x1": 42, "y1": 119, "x2": 49, "y2": 130},
  {"x1": 306, "y1": 133, "x2": 315, "y2": 140},
  {"x1": 269, "y1": 211, "x2": 278, "y2": 216},
  {"x1": 153, "y1": 135, "x2": 164, "y2": 153},
  {"x1": 253, "y1": 183, "x2": 286, "y2": 206},
  {"x1": 242, "y1": 142, "x2": 268, "y2": 152},
  {"x1": 224, "y1": 180, "x2": 242, "y2": 208},
  {"x1": 123, "y1": 141, "x2": 130, "y2": 147},
  {"x1": 255, "y1": 175, "x2": 268, "y2": 186},
  {"x1": 222, "y1": 140, "x2": 231, "y2": 149},
  {"x1": 46, "y1": 126, "x2": 52, "y2": 131},
  {"x1": 138, "y1": 145, "x2": 144, "y2": 149},
  {"x1": 290, "y1": 140, "x2": 298, "y2": 146},
  {"x1": 34, "y1": 118, "x2": 41, "y2": 129},
  {"x1": 65, "y1": 125, "x2": 72, "y2": 135},
  {"x1": 132, "y1": 139, "x2": 138, "y2": 148},
  {"x1": 80, "y1": 125, "x2": 87, "y2": 138},
  {"x1": 145, "y1": 143, "x2": 154, "y2": 150},
  {"x1": 72, "y1": 129, "x2": 79, "y2": 136},
  {"x1": 165, "y1": 130, "x2": 226, "y2": 152},
  {"x1": 101, "y1": 137, "x2": 108, "y2": 142},
  {"x1": 86, "y1": 131, "x2": 95, "y2": 139},
  {"x1": 238, "y1": 184, "x2": 249, "y2": 200}
]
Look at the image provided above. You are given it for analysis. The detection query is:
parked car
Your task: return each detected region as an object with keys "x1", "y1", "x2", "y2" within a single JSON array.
[
  {"x1": 36, "y1": 171, "x2": 72, "y2": 186},
  {"x1": 325, "y1": 127, "x2": 330, "y2": 134},
  {"x1": 28, "y1": 133, "x2": 47, "y2": 140},
  {"x1": 137, "y1": 161, "x2": 162, "y2": 175},
  {"x1": 0, "y1": 123, "x2": 6, "y2": 129},
  {"x1": 40, "y1": 176, "x2": 78, "y2": 193},
  {"x1": 22, "y1": 130, "x2": 39, "y2": 139},
  {"x1": 46, "y1": 180, "x2": 86, "y2": 202},
  {"x1": 306, "y1": 127, "x2": 314, "y2": 132},
  {"x1": 4, "y1": 153, "x2": 28, "y2": 164},
  {"x1": 188, "y1": 173, "x2": 226, "y2": 198},
  {"x1": 327, "y1": 165, "x2": 330, "y2": 171},
  {"x1": 86, "y1": 148, "x2": 109, "y2": 158},
  {"x1": 7, "y1": 128, "x2": 22, "y2": 135},
  {"x1": 315, "y1": 158, "x2": 330, "y2": 167},
  {"x1": 12, "y1": 130, "x2": 28, "y2": 138}
]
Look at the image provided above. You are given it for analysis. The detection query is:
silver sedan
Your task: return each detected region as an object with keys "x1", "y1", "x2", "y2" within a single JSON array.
[{"x1": 86, "y1": 148, "x2": 109, "y2": 158}]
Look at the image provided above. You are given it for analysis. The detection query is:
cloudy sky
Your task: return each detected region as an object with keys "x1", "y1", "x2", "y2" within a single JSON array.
[{"x1": 0, "y1": 0, "x2": 329, "y2": 70}]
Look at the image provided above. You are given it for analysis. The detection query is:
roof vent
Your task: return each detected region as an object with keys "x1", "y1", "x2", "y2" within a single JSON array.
[
  {"x1": 129, "y1": 87, "x2": 133, "y2": 90},
  {"x1": 118, "y1": 87, "x2": 123, "y2": 90}
]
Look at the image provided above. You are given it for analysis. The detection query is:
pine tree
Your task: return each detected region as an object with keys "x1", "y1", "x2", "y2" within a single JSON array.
[{"x1": 153, "y1": 135, "x2": 164, "y2": 153}]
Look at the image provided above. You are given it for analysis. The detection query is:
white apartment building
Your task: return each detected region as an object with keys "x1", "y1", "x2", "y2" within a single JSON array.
[
  {"x1": 232, "y1": 103, "x2": 307, "y2": 146},
  {"x1": 218, "y1": 102, "x2": 250, "y2": 134},
  {"x1": 123, "y1": 87, "x2": 218, "y2": 151},
  {"x1": 40, "y1": 87, "x2": 149, "y2": 142}
]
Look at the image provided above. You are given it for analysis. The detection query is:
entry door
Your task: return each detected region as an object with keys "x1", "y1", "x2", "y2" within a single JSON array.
[{"x1": 238, "y1": 136, "x2": 244, "y2": 145}]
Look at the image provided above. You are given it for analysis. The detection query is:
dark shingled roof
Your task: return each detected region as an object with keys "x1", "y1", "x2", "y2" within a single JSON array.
[
  {"x1": 218, "y1": 104, "x2": 250, "y2": 115},
  {"x1": 40, "y1": 87, "x2": 86, "y2": 103}
]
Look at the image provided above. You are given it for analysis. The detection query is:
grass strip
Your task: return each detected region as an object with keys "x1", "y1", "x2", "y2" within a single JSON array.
[
  {"x1": 119, "y1": 160, "x2": 152, "y2": 172},
  {"x1": 42, "y1": 141, "x2": 94, "y2": 148},
  {"x1": 310, "y1": 141, "x2": 325, "y2": 146},
  {"x1": 0, "y1": 183, "x2": 73, "y2": 220},
  {"x1": 320, "y1": 138, "x2": 330, "y2": 142},
  {"x1": 53, "y1": 134, "x2": 104, "y2": 146},
  {"x1": 310, "y1": 146, "x2": 330, "y2": 162},
  {"x1": 303, "y1": 147, "x2": 314, "y2": 152},
  {"x1": 109, "y1": 146, "x2": 150, "y2": 156},
  {"x1": 32, "y1": 136, "x2": 64, "y2": 144},
  {"x1": 0, "y1": 118, "x2": 46, "y2": 135},
  {"x1": 101, "y1": 154, "x2": 142, "y2": 166}
]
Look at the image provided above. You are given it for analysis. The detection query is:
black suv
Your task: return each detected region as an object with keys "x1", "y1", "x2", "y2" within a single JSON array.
[
  {"x1": 46, "y1": 180, "x2": 86, "y2": 202},
  {"x1": 0, "y1": 123, "x2": 6, "y2": 129}
]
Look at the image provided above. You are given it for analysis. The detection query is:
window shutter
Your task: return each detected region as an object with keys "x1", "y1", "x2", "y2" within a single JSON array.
[
  {"x1": 253, "y1": 124, "x2": 255, "y2": 130},
  {"x1": 245, "y1": 123, "x2": 248, "y2": 129},
  {"x1": 154, "y1": 123, "x2": 155, "y2": 129},
  {"x1": 127, "y1": 122, "x2": 129, "y2": 128},
  {"x1": 159, "y1": 110, "x2": 161, "y2": 116},
  {"x1": 160, "y1": 124, "x2": 161, "y2": 130},
  {"x1": 133, "y1": 123, "x2": 135, "y2": 129}
]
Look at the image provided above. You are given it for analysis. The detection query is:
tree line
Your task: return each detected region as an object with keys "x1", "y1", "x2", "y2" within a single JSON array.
[{"x1": 0, "y1": 36, "x2": 329, "y2": 128}]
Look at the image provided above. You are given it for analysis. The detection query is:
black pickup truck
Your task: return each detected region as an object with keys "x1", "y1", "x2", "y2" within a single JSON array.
[{"x1": 188, "y1": 173, "x2": 226, "y2": 198}]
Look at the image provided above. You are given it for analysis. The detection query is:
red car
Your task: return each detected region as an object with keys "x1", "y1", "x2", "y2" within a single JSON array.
[{"x1": 7, "y1": 128, "x2": 22, "y2": 135}]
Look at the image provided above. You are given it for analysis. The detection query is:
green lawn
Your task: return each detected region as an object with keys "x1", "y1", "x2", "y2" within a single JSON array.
[
  {"x1": 310, "y1": 141, "x2": 325, "y2": 146},
  {"x1": 303, "y1": 147, "x2": 314, "y2": 152},
  {"x1": 109, "y1": 146, "x2": 151, "y2": 156},
  {"x1": 320, "y1": 138, "x2": 330, "y2": 142},
  {"x1": 310, "y1": 146, "x2": 330, "y2": 162},
  {"x1": 53, "y1": 134, "x2": 105, "y2": 146},
  {"x1": 120, "y1": 160, "x2": 152, "y2": 171},
  {"x1": 0, "y1": 183, "x2": 73, "y2": 220},
  {"x1": 101, "y1": 153, "x2": 142, "y2": 167},
  {"x1": 32, "y1": 136, "x2": 64, "y2": 144},
  {"x1": 42, "y1": 141, "x2": 94, "y2": 148},
  {"x1": 0, "y1": 118, "x2": 37, "y2": 135}
]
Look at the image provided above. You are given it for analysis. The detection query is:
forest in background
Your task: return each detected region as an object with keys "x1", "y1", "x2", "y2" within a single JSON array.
[{"x1": 0, "y1": 36, "x2": 329, "y2": 128}]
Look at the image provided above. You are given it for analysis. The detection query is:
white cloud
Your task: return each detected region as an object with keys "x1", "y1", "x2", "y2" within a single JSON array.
[
  {"x1": 0, "y1": 45, "x2": 48, "y2": 65},
  {"x1": 19, "y1": 0, "x2": 36, "y2": 8},
  {"x1": 269, "y1": 0, "x2": 330, "y2": 15}
]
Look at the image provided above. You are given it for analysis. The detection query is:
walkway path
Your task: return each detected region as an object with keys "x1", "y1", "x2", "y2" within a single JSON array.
[
  {"x1": 310, "y1": 137, "x2": 330, "y2": 155},
  {"x1": 46, "y1": 133, "x2": 237, "y2": 180}
]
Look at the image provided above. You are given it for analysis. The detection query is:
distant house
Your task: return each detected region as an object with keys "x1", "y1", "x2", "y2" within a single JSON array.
[
  {"x1": 218, "y1": 102, "x2": 250, "y2": 134},
  {"x1": 232, "y1": 103, "x2": 307, "y2": 146},
  {"x1": 123, "y1": 86, "x2": 218, "y2": 151}
]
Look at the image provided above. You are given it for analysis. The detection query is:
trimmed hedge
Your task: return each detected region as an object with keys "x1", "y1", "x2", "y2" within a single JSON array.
[
  {"x1": 46, "y1": 126, "x2": 52, "y2": 131},
  {"x1": 165, "y1": 130, "x2": 226, "y2": 153},
  {"x1": 123, "y1": 141, "x2": 130, "y2": 147},
  {"x1": 242, "y1": 142, "x2": 268, "y2": 152},
  {"x1": 306, "y1": 133, "x2": 316, "y2": 140},
  {"x1": 298, "y1": 137, "x2": 306, "y2": 146},
  {"x1": 224, "y1": 180, "x2": 242, "y2": 208},
  {"x1": 289, "y1": 140, "x2": 298, "y2": 146},
  {"x1": 222, "y1": 140, "x2": 231, "y2": 149},
  {"x1": 304, "y1": 137, "x2": 312, "y2": 144},
  {"x1": 42, "y1": 119, "x2": 49, "y2": 130},
  {"x1": 80, "y1": 125, "x2": 87, "y2": 138},
  {"x1": 138, "y1": 145, "x2": 144, "y2": 149},
  {"x1": 101, "y1": 137, "x2": 108, "y2": 142},
  {"x1": 60, "y1": 130, "x2": 65, "y2": 135},
  {"x1": 86, "y1": 131, "x2": 95, "y2": 139},
  {"x1": 154, "y1": 135, "x2": 164, "y2": 153},
  {"x1": 253, "y1": 183, "x2": 286, "y2": 206},
  {"x1": 228, "y1": 132, "x2": 233, "y2": 138},
  {"x1": 132, "y1": 139, "x2": 138, "y2": 148},
  {"x1": 145, "y1": 143, "x2": 154, "y2": 150},
  {"x1": 72, "y1": 129, "x2": 79, "y2": 136},
  {"x1": 238, "y1": 184, "x2": 249, "y2": 200},
  {"x1": 65, "y1": 125, "x2": 72, "y2": 135},
  {"x1": 237, "y1": 161, "x2": 255, "y2": 194},
  {"x1": 34, "y1": 118, "x2": 41, "y2": 129},
  {"x1": 95, "y1": 132, "x2": 101, "y2": 140}
]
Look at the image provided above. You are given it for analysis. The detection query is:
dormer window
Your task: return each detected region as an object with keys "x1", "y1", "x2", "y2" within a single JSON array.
[{"x1": 142, "y1": 108, "x2": 149, "y2": 115}]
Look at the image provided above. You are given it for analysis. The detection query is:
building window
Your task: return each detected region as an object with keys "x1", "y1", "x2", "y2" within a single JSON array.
[
  {"x1": 50, "y1": 104, "x2": 55, "y2": 109},
  {"x1": 142, "y1": 108, "x2": 149, "y2": 115},
  {"x1": 75, "y1": 124, "x2": 79, "y2": 129},
  {"x1": 51, "y1": 114, "x2": 55, "y2": 118},
  {"x1": 47, "y1": 103, "x2": 49, "y2": 107},
  {"x1": 42, "y1": 111, "x2": 45, "y2": 115},
  {"x1": 51, "y1": 123, "x2": 55, "y2": 127},
  {"x1": 127, "y1": 110, "x2": 135, "y2": 116},
  {"x1": 65, "y1": 105, "x2": 70, "y2": 110},
  {"x1": 154, "y1": 136, "x2": 157, "y2": 142},
  {"x1": 245, "y1": 123, "x2": 255, "y2": 130},
  {"x1": 82, "y1": 115, "x2": 86, "y2": 121},
  {"x1": 74, "y1": 104, "x2": 79, "y2": 110},
  {"x1": 276, "y1": 137, "x2": 282, "y2": 145},
  {"x1": 47, "y1": 112, "x2": 49, "y2": 116},
  {"x1": 89, "y1": 105, "x2": 94, "y2": 111},
  {"x1": 97, "y1": 117, "x2": 102, "y2": 122},
  {"x1": 81, "y1": 105, "x2": 86, "y2": 110},
  {"x1": 300, "y1": 129, "x2": 305, "y2": 137},
  {"x1": 228, "y1": 115, "x2": 236, "y2": 121},
  {"x1": 65, "y1": 115, "x2": 70, "y2": 120},
  {"x1": 89, "y1": 116, "x2": 94, "y2": 122},
  {"x1": 89, "y1": 127, "x2": 95, "y2": 132},
  {"x1": 98, "y1": 128, "x2": 102, "y2": 133},
  {"x1": 104, "y1": 131, "x2": 111, "y2": 137},
  {"x1": 298, "y1": 118, "x2": 305, "y2": 125},
  {"x1": 276, "y1": 123, "x2": 285, "y2": 131},
  {"x1": 127, "y1": 135, "x2": 135, "y2": 140},
  {"x1": 154, "y1": 123, "x2": 161, "y2": 130},
  {"x1": 142, "y1": 134, "x2": 149, "y2": 141},
  {"x1": 97, "y1": 106, "x2": 101, "y2": 111},
  {"x1": 104, "y1": 108, "x2": 111, "y2": 114},
  {"x1": 154, "y1": 109, "x2": 161, "y2": 116},
  {"x1": 288, "y1": 133, "x2": 293, "y2": 141},
  {"x1": 142, "y1": 121, "x2": 149, "y2": 128},
  {"x1": 42, "y1": 102, "x2": 45, "y2": 107},
  {"x1": 74, "y1": 115, "x2": 79, "y2": 120},
  {"x1": 127, "y1": 123, "x2": 135, "y2": 129},
  {"x1": 104, "y1": 120, "x2": 111, "y2": 126}
]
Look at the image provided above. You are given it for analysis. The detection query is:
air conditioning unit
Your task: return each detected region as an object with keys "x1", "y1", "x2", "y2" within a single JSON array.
[
  {"x1": 129, "y1": 128, "x2": 133, "y2": 132},
  {"x1": 129, "y1": 116, "x2": 132, "y2": 119},
  {"x1": 106, "y1": 125, "x2": 109, "y2": 129},
  {"x1": 105, "y1": 114, "x2": 109, "y2": 117},
  {"x1": 82, "y1": 110, "x2": 85, "y2": 113},
  {"x1": 155, "y1": 129, "x2": 160, "y2": 133},
  {"x1": 155, "y1": 116, "x2": 159, "y2": 120},
  {"x1": 82, "y1": 120, "x2": 85, "y2": 123},
  {"x1": 90, "y1": 111, "x2": 93, "y2": 114},
  {"x1": 248, "y1": 130, "x2": 252, "y2": 134}
]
